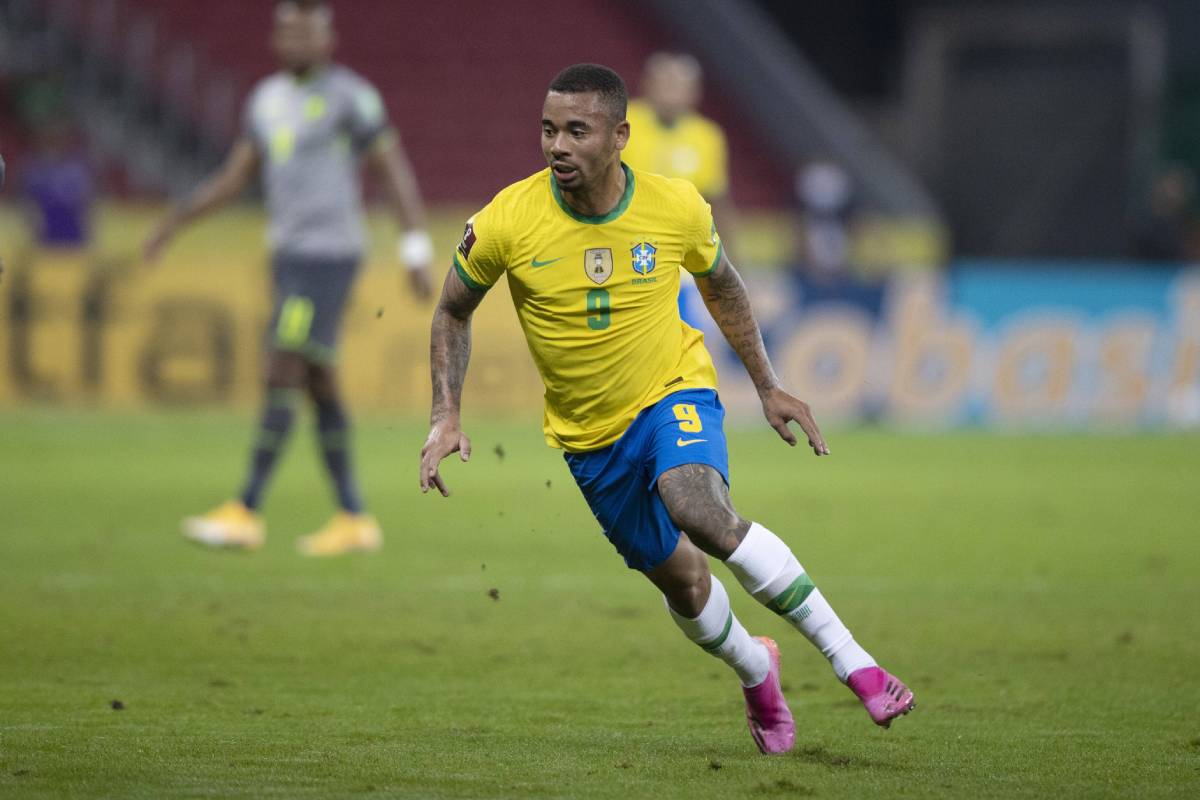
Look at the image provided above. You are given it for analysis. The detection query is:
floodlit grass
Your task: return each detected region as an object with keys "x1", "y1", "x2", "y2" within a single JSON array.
[{"x1": 1, "y1": 410, "x2": 1198, "y2": 798}]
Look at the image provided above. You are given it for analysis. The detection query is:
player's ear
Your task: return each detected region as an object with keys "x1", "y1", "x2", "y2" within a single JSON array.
[{"x1": 614, "y1": 119, "x2": 630, "y2": 151}]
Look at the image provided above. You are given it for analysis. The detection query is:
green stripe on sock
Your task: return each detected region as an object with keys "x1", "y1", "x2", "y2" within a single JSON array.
[
  {"x1": 700, "y1": 612, "x2": 734, "y2": 653},
  {"x1": 767, "y1": 574, "x2": 816, "y2": 615}
]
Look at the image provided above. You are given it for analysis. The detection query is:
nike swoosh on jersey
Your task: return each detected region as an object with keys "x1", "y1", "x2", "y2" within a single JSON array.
[
  {"x1": 531, "y1": 256, "x2": 564, "y2": 268},
  {"x1": 676, "y1": 437, "x2": 707, "y2": 447}
]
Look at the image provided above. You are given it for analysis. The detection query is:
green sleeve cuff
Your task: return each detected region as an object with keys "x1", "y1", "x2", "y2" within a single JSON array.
[{"x1": 453, "y1": 252, "x2": 491, "y2": 292}]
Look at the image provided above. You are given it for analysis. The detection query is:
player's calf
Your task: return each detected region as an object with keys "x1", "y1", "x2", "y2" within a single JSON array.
[
  {"x1": 722, "y1": 521, "x2": 916, "y2": 726},
  {"x1": 652, "y1": 542, "x2": 794, "y2": 753}
]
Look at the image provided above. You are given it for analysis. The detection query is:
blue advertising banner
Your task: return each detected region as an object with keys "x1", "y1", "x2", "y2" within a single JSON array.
[{"x1": 719, "y1": 264, "x2": 1200, "y2": 429}]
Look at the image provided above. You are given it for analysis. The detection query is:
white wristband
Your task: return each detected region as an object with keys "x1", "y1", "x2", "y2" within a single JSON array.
[{"x1": 399, "y1": 230, "x2": 433, "y2": 270}]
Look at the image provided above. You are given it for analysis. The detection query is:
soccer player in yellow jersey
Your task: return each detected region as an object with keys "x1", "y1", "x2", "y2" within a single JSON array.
[
  {"x1": 624, "y1": 53, "x2": 732, "y2": 230},
  {"x1": 419, "y1": 64, "x2": 914, "y2": 754},
  {"x1": 623, "y1": 53, "x2": 736, "y2": 328}
]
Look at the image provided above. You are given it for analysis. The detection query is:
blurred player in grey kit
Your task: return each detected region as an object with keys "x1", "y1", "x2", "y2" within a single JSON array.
[{"x1": 145, "y1": 0, "x2": 432, "y2": 555}]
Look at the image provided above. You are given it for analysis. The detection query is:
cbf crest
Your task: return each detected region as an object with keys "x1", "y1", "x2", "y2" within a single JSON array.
[
  {"x1": 631, "y1": 242, "x2": 658, "y2": 275},
  {"x1": 584, "y1": 248, "x2": 613, "y2": 284}
]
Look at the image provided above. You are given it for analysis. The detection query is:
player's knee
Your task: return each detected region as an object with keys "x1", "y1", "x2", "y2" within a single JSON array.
[
  {"x1": 266, "y1": 351, "x2": 308, "y2": 390},
  {"x1": 665, "y1": 568, "x2": 711, "y2": 618},
  {"x1": 688, "y1": 517, "x2": 748, "y2": 560},
  {"x1": 663, "y1": 502, "x2": 747, "y2": 559},
  {"x1": 647, "y1": 537, "x2": 712, "y2": 617},
  {"x1": 306, "y1": 366, "x2": 338, "y2": 405}
]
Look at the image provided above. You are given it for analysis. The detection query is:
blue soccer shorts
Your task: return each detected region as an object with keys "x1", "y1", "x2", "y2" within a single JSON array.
[{"x1": 564, "y1": 388, "x2": 730, "y2": 572}]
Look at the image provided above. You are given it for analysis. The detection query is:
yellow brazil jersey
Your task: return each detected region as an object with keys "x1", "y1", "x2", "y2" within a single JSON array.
[
  {"x1": 453, "y1": 163, "x2": 724, "y2": 452},
  {"x1": 623, "y1": 99, "x2": 729, "y2": 199}
]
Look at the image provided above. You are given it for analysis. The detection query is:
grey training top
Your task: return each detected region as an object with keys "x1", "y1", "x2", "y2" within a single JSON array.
[{"x1": 244, "y1": 64, "x2": 388, "y2": 258}]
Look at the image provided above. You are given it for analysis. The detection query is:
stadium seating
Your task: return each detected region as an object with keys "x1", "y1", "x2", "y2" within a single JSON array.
[{"x1": 79, "y1": 0, "x2": 788, "y2": 204}]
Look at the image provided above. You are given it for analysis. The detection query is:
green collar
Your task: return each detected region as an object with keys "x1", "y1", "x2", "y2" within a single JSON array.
[{"x1": 550, "y1": 162, "x2": 635, "y2": 224}]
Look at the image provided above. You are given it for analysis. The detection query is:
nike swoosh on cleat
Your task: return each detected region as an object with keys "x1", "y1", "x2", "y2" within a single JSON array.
[
  {"x1": 676, "y1": 437, "x2": 707, "y2": 447},
  {"x1": 531, "y1": 256, "x2": 564, "y2": 268}
]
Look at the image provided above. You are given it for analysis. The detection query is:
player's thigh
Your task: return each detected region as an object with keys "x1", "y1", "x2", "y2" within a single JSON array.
[
  {"x1": 645, "y1": 389, "x2": 747, "y2": 557},
  {"x1": 656, "y1": 463, "x2": 748, "y2": 559},
  {"x1": 268, "y1": 252, "x2": 359, "y2": 363},
  {"x1": 265, "y1": 348, "x2": 308, "y2": 388},
  {"x1": 564, "y1": 445, "x2": 682, "y2": 573}
]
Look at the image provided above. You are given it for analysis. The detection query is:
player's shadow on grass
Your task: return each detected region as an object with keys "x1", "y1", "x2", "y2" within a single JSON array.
[
  {"x1": 790, "y1": 744, "x2": 881, "y2": 769},
  {"x1": 678, "y1": 741, "x2": 888, "y2": 770}
]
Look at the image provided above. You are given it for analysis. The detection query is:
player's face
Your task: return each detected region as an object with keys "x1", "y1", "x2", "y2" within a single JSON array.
[
  {"x1": 645, "y1": 60, "x2": 701, "y2": 124},
  {"x1": 271, "y1": 8, "x2": 334, "y2": 73},
  {"x1": 541, "y1": 91, "x2": 628, "y2": 193}
]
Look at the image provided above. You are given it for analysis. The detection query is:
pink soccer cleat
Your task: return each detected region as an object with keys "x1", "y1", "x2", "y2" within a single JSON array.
[
  {"x1": 742, "y1": 637, "x2": 796, "y2": 754},
  {"x1": 847, "y1": 666, "x2": 915, "y2": 728}
]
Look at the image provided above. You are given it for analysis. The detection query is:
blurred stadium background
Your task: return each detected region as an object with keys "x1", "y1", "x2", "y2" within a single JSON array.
[
  {"x1": 2, "y1": 1, "x2": 1199, "y2": 798},
  {"x1": 3, "y1": 0, "x2": 1199, "y2": 425}
]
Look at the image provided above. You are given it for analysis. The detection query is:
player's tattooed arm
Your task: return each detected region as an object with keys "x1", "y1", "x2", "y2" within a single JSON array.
[
  {"x1": 422, "y1": 268, "x2": 487, "y2": 495},
  {"x1": 429, "y1": 268, "x2": 483, "y2": 421},
  {"x1": 696, "y1": 253, "x2": 830, "y2": 456},
  {"x1": 695, "y1": 252, "x2": 781, "y2": 394}
]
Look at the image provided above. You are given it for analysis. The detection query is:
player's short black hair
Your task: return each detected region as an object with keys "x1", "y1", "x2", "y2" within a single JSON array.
[{"x1": 548, "y1": 64, "x2": 628, "y2": 123}]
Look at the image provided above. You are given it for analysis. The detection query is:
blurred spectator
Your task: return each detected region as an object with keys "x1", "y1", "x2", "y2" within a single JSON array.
[
  {"x1": 625, "y1": 53, "x2": 737, "y2": 247},
  {"x1": 1129, "y1": 165, "x2": 1196, "y2": 263},
  {"x1": 22, "y1": 117, "x2": 93, "y2": 248},
  {"x1": 624, "y1": 52, "x2": 736, "y2": 329},
  {"x1": 794, "y1": 159, "x2": 855, "y2": 285}
]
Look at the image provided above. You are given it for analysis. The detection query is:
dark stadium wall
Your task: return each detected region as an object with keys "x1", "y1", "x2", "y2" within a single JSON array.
[{"x1": 114, "y1": 0, "x2": 792, "y2": 206}]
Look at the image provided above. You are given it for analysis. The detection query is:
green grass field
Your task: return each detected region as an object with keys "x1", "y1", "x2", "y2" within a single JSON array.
[{"x1": 1, "y1": 410, "x2": 1198, "y2": 798}]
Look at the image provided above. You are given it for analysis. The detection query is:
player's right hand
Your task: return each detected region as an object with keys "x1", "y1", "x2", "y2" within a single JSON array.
[
  {"x1": 420, "y1": 421, "x2": 472, "y2": 496},
  {"x1": 761, "y1": 387, "x2": 830, "y2": 456}
]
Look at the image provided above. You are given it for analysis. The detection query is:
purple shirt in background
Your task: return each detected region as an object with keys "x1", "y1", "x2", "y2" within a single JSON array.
[{"x1": 23, "y1": 154, "x2": 93, "y2": 246}]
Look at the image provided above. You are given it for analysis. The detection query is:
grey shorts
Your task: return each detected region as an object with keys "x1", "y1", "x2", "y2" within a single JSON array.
[{"x1": 268, "y1": 251, "x2": 360, "y2": 363}]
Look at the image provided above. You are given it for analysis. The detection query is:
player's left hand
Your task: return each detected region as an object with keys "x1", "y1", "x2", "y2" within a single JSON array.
[
  {"x1": 760, "y1": 387, "x2": 830, "y2": 456},
  {"x1": 420, "y1": 420, "x2": 472, "y2": 496}
]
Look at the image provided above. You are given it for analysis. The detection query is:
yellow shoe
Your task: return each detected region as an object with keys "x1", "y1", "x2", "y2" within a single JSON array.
[
  {"x1": 297, "y1": 512, "x2": 382, "y2": 557},
  {"x1": 182, "y1": 500, "x2": 265, "y2": 550}
]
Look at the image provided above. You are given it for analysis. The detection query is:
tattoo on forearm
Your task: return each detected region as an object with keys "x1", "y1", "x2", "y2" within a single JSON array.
[
  {"x1": 430, "y1": 309, "x2": 471, "y2": 422},
  {"x1": 697, "y1": 263, "x2": 779, "y2": 393},
  {"x1": 429, "y1": 272, "x2": 485, "y2": 423}
]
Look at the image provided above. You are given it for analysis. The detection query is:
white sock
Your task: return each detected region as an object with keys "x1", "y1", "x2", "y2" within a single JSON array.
[
  {"x1": 667, "y1": 576, "x2": 771, "y2": 688},
  {"x1": 725, "y1": 522, "x2": 876, "y2": 683}
]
